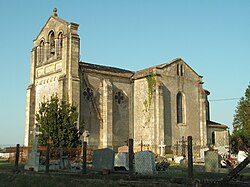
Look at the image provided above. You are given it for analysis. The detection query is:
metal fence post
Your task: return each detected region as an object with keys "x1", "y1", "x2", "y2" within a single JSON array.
[
  {"x1": 82, "y1": 141, "x2": 87, "y2": 174},
  {"x1": 129, "y1": 138, "x2": 134, "y2": 175},
  {"x1": 187, "y1": 136, "x2": 193, "y2": 178},
  {"x1": 14, "y1": 144, "x2": 20, "y2": 172},
  {"x1": 46, "y1": 143, "x2": 50, "y2": 174}
]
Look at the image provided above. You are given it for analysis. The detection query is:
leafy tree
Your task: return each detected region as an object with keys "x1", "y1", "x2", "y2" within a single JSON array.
[
  {"x1": 231, "y1": 83, "x2": 250, "y2": 153},
  {"x1": 35, "y1": 95, "x2": 80, "y2": 148}
]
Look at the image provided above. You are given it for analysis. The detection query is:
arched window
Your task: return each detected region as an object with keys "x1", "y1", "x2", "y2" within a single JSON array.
[
  {"x1": 39, "y1": 40, "x2": 44, "y2": 62},
  {"x1": 211, "y1": 131, "x2": 215, "y2": 145},
  {"x1": 176, "y1": 92, "x2": 185, "y2": 124},
  {"x1": 48, "y1": 30, "x2": 55, "y2": 55},
  {"x1": 58, "y1": 32, "x2": 63, "y2": 57},
  {"x1": 58, "y1": 32, "x2": 63, "y2": 48}
]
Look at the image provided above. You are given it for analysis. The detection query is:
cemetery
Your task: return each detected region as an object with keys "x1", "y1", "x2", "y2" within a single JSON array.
[{"x1": 1, "y1": 136, "x2": 250, "y2": 187}]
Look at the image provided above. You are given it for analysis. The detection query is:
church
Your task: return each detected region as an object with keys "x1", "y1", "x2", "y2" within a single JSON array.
[{"x1": 24, "y1": 9, "x2": 229, "y2": 156}]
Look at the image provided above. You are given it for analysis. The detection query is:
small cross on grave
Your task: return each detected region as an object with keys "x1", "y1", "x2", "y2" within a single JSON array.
[
  {"x1": 158, "y1": 141, "x2": 166, "y2": 157},
  {"x1": 175, "y1": 140, "x2": 179, "y2": 156},
  {"x1": 138, "y1": 140, "x2": 150, "y2": 151},
  {"x1": 179, "y1": 136, "x2": 187, "y2": 156}
]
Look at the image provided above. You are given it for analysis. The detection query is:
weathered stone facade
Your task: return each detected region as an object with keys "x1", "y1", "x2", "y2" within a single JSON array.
[{"x1": 24, "y1": 10, "x2": 229, "y2": 155}]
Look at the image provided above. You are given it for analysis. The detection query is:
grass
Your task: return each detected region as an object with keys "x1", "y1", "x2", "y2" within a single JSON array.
[
  {"x1": 0, "y1": 162, "x2": 249, "y2": 186},
  {"x1": 0, "y1": 172, "x2": 117, "y2": 187}
]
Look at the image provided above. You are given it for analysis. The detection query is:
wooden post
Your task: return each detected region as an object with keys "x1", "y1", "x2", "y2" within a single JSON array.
[
  {"x1": 14, "y1": 144, "x2": 20, "y2": 172},
  {"x1": 222, "y1": 156, "x2": 250, "y2": 182},
  {"x1": 187, "y1": 136, "x2": 193, "y2": 178},
  {"x1": 45, "y1": 143, "x2": 50, "y2": 174},
  {"x1": 129, "y1": 138, "x2": 134, "y2": 175},
  {"x1": 82, "y1": 141, "x2": 87, "y2": 174}
]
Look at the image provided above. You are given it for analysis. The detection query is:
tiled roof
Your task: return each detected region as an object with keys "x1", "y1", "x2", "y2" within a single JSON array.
[
  {"x1": 132, "y1": 58, "x2": 182, "y2": 79},
  {"x1": 207, "y1": 120, "x2": 228, "y2": 129},
  {"x1": 79, "y1": 62, "x2": 134, "y2": 78}
]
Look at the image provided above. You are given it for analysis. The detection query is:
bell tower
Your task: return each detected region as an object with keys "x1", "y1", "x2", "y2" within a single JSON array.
[{"x1": 24, "y1": 9, "x2": 80, "y2": 146}]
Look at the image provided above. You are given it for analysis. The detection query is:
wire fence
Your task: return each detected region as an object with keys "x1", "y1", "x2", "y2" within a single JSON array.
[{"x1": 2, "y1": 136, "x2": 249, "y2": 183}]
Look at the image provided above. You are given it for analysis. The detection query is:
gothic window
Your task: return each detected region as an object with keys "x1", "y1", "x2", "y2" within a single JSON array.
[
  {"x1": 83, "y1": 87, "x2": 93, "y2": 101},
  {"x1": 48, "y1": 30, "x2": 55, "y2": 55},
  {"x1": 114, "y1": 91, "x2": 124, "y2": 104},
  {"x1": 176, "y1": 92, "x2": 185, "y2": 124}
]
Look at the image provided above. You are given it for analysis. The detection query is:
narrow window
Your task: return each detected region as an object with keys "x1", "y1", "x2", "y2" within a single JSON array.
[
  {"x1": 48, "y1": 31, "x2": 55, "y2": 55},
  {"x1": 211, "y1": 131, "x2": 215, "y2": 145},
  {"x1": 177, "y1": 92, "x2": 183, "y2": 123},
  {"x1": 177, "y1": 64, "x2": 179, "y2": 76},
  {"x1": 177, "y1": 92, "x2": 185, "y2": 124},
  {"x1": 58, "y1": 32, "x2": 63, "y2": 57},
  {"x1": 180, "y1": 65, "x2": 184, "y2": 76},
  {"x1": 39, "y1": 40, "x2": 44, "y2": 62}
]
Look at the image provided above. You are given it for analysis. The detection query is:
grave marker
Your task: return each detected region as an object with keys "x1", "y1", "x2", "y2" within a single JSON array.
[
  {"x1": 135, "y1": 151, "x2": 156, "y2": 175},
  {"x1": 92, "y1": 148, "x2": 115, "y2": 171}
]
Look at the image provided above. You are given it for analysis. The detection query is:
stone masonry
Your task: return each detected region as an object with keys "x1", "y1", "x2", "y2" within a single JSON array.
[{"x1": 24, "y1": 9, "x2": 229, "y2": 156}]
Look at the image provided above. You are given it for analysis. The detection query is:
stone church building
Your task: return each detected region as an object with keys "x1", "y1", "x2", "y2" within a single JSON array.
[{"x1": 24, "y1": 9, "x2": 229, "y2": 156}]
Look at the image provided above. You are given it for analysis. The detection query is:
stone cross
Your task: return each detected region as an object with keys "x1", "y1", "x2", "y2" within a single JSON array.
[
  {"x1": 30, "y1": 126, "x2": 42, "y2": 153},
  {"x1": 180, "y1": 136, "x2": 187, "y2": 156},
  {"x1": 158, "y1": 141, "x2": 166, "y2": 157},
  {"x1": 81, "y1": 130, "x2": 90, "y2": 142}
]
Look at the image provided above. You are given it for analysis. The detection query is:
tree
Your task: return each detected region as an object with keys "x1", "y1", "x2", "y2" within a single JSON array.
[
  {"x1": 231, "y1": 83, "x2": 250, "y2": 153},
  {"x1": 35, "y1": 95, "x2": 80, "y2": 148}
]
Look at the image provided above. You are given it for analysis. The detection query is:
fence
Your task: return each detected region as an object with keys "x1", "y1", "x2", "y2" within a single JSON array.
[{"x1": 5, "y1": 137, "x2": 250, "y2": 184}]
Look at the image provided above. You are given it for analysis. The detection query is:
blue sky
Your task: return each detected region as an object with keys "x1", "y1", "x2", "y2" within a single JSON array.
[{"x1": 0, "y1": 0, "x2": 249, "y2": 146}]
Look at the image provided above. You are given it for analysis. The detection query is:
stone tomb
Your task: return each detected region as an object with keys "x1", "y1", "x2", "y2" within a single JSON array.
[
  {"x1": 92, "y1": 148, "x2": 115, "y2": 171},
  {"x1": 135, "y1": 151, "x2": 156, "y2": 175}
]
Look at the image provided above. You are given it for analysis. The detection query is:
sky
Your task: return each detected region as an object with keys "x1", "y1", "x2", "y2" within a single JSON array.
[{"x1": 0, "y1": 0, "x2": 249, "y2": 147}]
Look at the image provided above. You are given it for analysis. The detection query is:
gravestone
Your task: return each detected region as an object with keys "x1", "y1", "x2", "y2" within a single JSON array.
[
  {"x1": 92, "y1": 148, "x2": 115, "y2": 171},
  {"x1": 174, "y1": 155, "x2": 184, "y2": 164},
  {"x1": 114, "y1": 153, "x2": 129, "y2": 170},
  {"x1": 118, "y1": 145, "x2": 128, "y2": 153},
  {"x1": 59, "y1": 155, "x2": 71, "y2": 170},
  {"x1": 135, "y1": 151, "x2": 156, "y2": 175},
  {"x1": 205, "y1": 150, "x2": 221, "y2": 172},
  {"x1": 180, "y1": 156, "x2": 188, "y2": 167},
  {"x1": 24, "y1": 126, "x2": 43, "y2": 171},
  {"x1": 200, "y1": 148, "x2": 209, "y2": 162}
]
